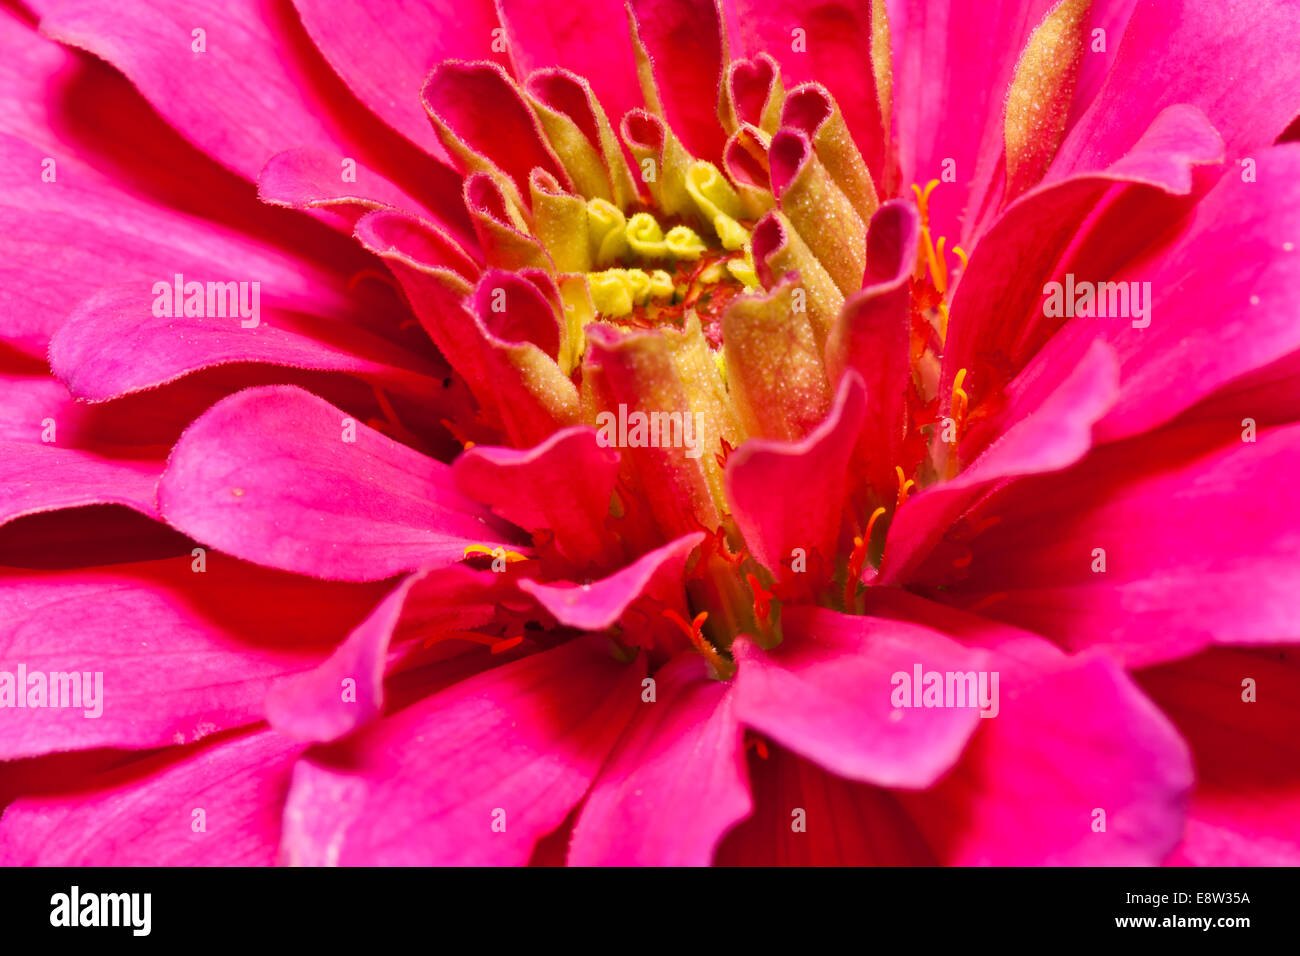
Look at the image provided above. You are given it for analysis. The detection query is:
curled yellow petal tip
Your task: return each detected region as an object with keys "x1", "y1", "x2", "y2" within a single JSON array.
[
  {"x1": 587, "y1": 198, "x2": 629, "y2": 267},
  {"x1": 665, "y1": 225, "x2": 707, "y2": 260},
  {"x1": 625, "y1": 211, "x2": 668, "y2": 259}
]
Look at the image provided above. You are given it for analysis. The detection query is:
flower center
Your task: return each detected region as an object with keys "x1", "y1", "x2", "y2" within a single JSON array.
[
  {"x1": 572, "y1": 161, "x2": 762, "y2": 345},
  {"x1": 431, "y1": 54, "x2": 984, "y2": 671}
]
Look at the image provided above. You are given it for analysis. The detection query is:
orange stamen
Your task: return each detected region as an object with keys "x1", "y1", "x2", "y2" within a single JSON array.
[
  {"x1": 895, "y1": 465, "x2": 915, "y2": 508},
  {"x1": 933, "y1": 236, "x2": 949, "y2": 295},
  {"x1": 662, "y1": 609, "x2": 732, "y2": 677},
  {"x1": 843, "y1": 506, "x2": 887, "y2": 611},
  {"x1": 439, "y1": 417, "x2": 476, "y2": 451},
  {"x1": 910, "y1": 180, "x2": 942, "y2": 288}
]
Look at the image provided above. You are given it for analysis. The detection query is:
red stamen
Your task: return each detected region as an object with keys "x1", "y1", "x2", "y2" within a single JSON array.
[{"x1": 746, "y1": 572, "x2": 773, "y2": 622}]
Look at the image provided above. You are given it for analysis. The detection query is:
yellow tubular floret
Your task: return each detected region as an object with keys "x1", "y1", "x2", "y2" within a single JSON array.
[
  {"x1": 648, "y1": 269, "x2": 675, "y2": 299},
  {"x1": 625, "y1": 212, "x2": 669, "y2": 259},
  {"x1": 587, "y1": 198, "x2": 630, "y2": 267},
  {"x1": 727, "y1": 249, "x2": 759, "y2": 288},
  {"x1": 665, "y1": 225, "x2": 707, "y2": 260},
  {"x1": 589, "y1": 269, "x2": 634, "y2": 316},
  {"x1": 624, "y1": 268, "x2": 652, "y2": 305},
  {"x1": 686, "y1": 161, "x2": 751, "y2": 252},
  {"x1": 587, "y1": 267, "x2": 675, "y2": 317}
]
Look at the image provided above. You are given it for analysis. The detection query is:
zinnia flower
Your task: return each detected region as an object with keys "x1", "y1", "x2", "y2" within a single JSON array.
[{"x1": 1, "y1": 0, "x2": 1298, "y2": 866}]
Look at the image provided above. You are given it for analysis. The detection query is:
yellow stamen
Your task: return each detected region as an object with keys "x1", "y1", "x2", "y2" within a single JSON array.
[
  {"x1": 910, "y1": 181, "x2": 943, "y2": 290},
  {"x1": 951, "y1": 367, "x2": 969, "y2": 436},
  {"x1": 866, "y1": 505, "x2": 887, "y2": 543},
  {"x1": 462, "y1": 545, "x2": 529, "y2": 563}
]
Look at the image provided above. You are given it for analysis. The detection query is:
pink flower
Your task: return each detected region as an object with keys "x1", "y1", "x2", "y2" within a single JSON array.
[{"x1": 1, "y1": 0, "x2": 1298, "y2": 866}]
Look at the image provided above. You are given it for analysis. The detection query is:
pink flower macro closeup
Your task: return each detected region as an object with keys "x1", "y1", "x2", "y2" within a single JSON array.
[{"x1": 1, "y1": 0, "x2": 1298, "y2": 868}]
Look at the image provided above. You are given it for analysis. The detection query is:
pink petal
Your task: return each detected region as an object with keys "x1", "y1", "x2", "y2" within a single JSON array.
[
  {"x1": 725, "y1": 372, "x2": 866, "y2": 584},
  {"x1": 0, "y1": 554, "x2": 385, "y2": 758},
  {"x1": 497, "y1": 0, "x2": 642, "y2": 127},
  {"x1": 940, "y1": 103, "x2": 1223, "y2": 403},
  {"x1": 1092, "y1": 145, "x2": 1300, "y2": 443},
  {"x1": 904, "y1": 654, "x2": 1192, "y2": 864},
  {"x1": 825, "y1": 199, "x2": 919, "y2": 497},
  {"x1": 732, "y1": 0, "x2": 886, "y2": 185},
  {"x1": 280, "y1": 638, "x2": 642, "y2": 865},
  {"x1": 0, "y1": 729, "x2": 302, "y2": 865},
  {"x1": 0, "y1": 9, "x2": 361, "y2": 264},
  {"x1": 265, "y1": 566, "x2": 511, "y2": 743},
  {"x1": 890, "y1": 0, "x2": 1056, "y2": 244},
  {"x1": 733, "y1": 605, "x2": 988, "y2": 788},
  {"x1": 1141, "y1": 647, "x2": 1300, "y2": 865},
  {"x1": 881, "y1": 339, "x2": 1118, "y2": 584},
  {"x1": 627, "y1": 0, "x2": 728, "y2": 161},
  {"x1": 0, "y1": 132, "x2": 360, "y2": 357},
  {"x1": 422, "y1": 60, "x2": 568, "y2": 205},
  {"x1": 38, "y1": 0, "x2": 448, "y2": 198},
  {"x1": 0, "y1": 442, "x2": 159, "y2": 530},
  {"x1": 520, "y1": 532, "x2": 703, "y2": 631},
  {"x1": 716, "y1": 742, "x2": 935, "y2": 865},
  {"x1": 290, "y1": 0, "x2": 507, "y2": 163},
  {"x1": 1053, "y1": 0, "x2": 1300, "y2": 180},
  {"x1": 258, "y1": 145, "x2": 465, "y2": 236},
  {"x1": 569, "y1": 653, "x2": 749, "y2": 865},
  {"x1": 864, "y1": 590, "x2": 1192, "y2": 864},
  {"x1": 48, "y1": 282, "x2": 444, "y2": 404},
  {"x1": 453, "y1": 427, "x2": 622, "y2": 569},
  {"x1": 157, "y1": 385, "x2": 519, "y2": 582},
  {"x1": 915, "y1": 421, "x2": 1300, "y2": 667}
]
